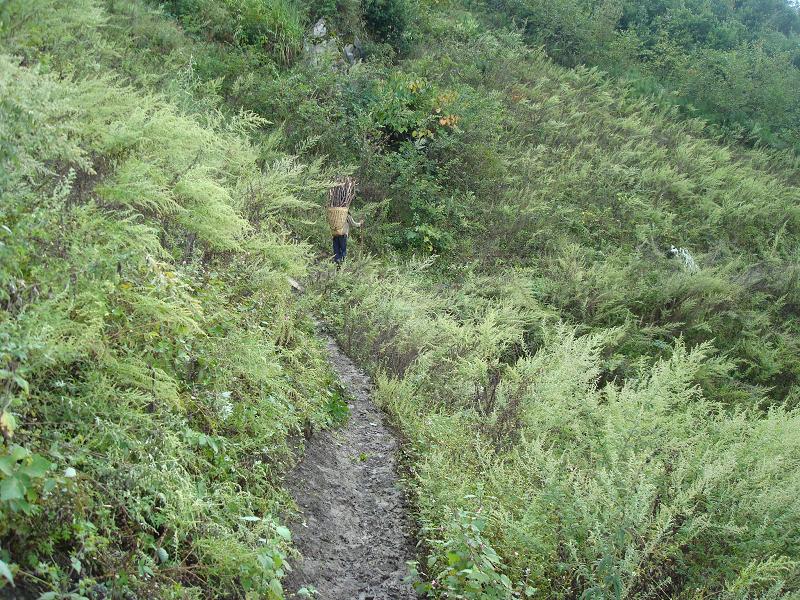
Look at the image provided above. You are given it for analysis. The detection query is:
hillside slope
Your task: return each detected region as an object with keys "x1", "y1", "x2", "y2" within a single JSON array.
[
  {"x1": 2, "y1": 0, "x2": 800, "y2": 597},
  {"x1": 0, "y1": 2, "x2": 340, "y2": 597},
  {"x1": 311, "y1": 6, "x2": 800, "y2": 600}
]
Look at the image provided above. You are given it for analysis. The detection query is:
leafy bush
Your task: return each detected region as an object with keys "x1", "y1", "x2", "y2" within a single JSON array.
[
  {"x1": 363, "y1": 0, "x2": 416, "y2": 55},
  {"x1": 411, "y1": 508, "x2": 528, "y2": 599}
]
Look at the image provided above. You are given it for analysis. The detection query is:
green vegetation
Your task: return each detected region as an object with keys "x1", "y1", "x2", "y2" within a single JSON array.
[
  {"x1": 324, "y1": 259, "x2": 800, "y2": 597},
  {"x1": 0, "y1": 1, "x2": 338, "y2": 596},
  {"x1": 482, "y1": 0, "x2": 800, "y2": 151},
  {"x1": 2, "y1": 0, "x2": 800, "y2": 597},
  {"x1": 311, "y1": 3, "x2": 800, "y2": 597}
]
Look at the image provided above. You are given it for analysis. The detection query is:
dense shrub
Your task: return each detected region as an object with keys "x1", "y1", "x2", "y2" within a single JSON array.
[
  {"x1": 321, "y1": 260, "x2": 800, "y2": 598},
  {"x1": 306, "y1": 15, "x2": 800, "y2": 594},
  {"x1": 0, "y1": 4, "x2": 334, "y2": 595},
  {"x1": 481, "y1": 0, "x2": 800, "y2": 150},
  {"x1": 362, "y1": 0, "x2": 416, "y2": 55},
  {"x1": 5, "y1": 0, "x2": 800, "y2": 597}
]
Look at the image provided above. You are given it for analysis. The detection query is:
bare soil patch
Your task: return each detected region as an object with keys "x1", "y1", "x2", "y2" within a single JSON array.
[{"x1": 283, "y1": 333, "x2": 417, "y2": 600}]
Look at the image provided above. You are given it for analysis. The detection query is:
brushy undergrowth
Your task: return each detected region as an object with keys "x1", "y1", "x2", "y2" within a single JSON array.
[
  {"x1": 0, "y1": 2, "x2": 340, "y2": 596},
  {"x1": 303, "y1": 27, "x2": 800, "y2": 590},
  {"x1": 297, "y1": 18, "x2": 800, "y2": 408},
  {"x1": 321, "y1": 259, "x2": 800, "y2": 598}
]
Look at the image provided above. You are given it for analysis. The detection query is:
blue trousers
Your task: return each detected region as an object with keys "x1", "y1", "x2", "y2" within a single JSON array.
[{"x1": 332, "y1": 235, "x2": 348, "y2": 264}]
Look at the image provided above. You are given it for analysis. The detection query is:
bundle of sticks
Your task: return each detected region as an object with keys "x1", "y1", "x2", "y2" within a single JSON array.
[{"x1": 328, "y1": 176, "x2": 356, "y2": 208}]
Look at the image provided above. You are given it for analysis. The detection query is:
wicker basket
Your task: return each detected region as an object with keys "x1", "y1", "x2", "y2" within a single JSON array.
[{"x1": 326, "y1": 207, "x2": 349, "y2": 236}]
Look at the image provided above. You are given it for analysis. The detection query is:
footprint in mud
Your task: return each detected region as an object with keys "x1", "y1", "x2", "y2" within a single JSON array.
[{"x1": 283, "y1": 333, "x2": 418, "y2": 600}]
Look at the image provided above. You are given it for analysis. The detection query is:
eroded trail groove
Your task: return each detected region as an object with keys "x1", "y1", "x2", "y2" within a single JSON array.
[{"x1": 284, "y1": 333, "x2": 417, "y2": 599}]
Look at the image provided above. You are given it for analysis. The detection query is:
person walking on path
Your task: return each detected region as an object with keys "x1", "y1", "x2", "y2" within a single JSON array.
[
  {"x1": 332, "y1": 212, "x2": 362, "y2": 264},
  {"x1": 327, "y1": 176, "x2": 362, "y2": 265}
]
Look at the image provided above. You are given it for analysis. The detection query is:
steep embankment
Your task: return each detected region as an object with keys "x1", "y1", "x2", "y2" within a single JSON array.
[
  {"x1": 0, "y1": 3, "x2": 340, "y2": 597},
  {"x1": 322, "y1": 255, "x2": 800, "y2": 598}
]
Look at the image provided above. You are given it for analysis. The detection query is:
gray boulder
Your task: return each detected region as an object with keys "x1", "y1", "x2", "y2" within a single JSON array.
[
  {"x1": 343, "y1": 43, "x2": 357, "y2": 64},
  {"x1": 311, "y1": 18, "x2": 327, "y2": 39}
]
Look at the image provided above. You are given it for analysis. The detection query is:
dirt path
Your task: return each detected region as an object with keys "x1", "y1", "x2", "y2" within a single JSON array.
[{"x1": 283, "y1": 333, "x2": 417, "y2": 600}]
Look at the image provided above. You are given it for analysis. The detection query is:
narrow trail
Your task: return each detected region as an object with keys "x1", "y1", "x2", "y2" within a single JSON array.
[{"x1": 283, "y1": 332, "x2": 418, "y2": 600}]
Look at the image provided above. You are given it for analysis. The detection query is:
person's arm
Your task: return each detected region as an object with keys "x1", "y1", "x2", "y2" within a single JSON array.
[{"x1": 347, "y1": 214, "x2": 363, "y2": 228}]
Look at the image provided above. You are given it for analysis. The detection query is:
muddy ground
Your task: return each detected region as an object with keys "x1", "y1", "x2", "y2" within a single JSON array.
[{"x1": 283, "y1": 333, "x2": 418, "y2": 600}]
